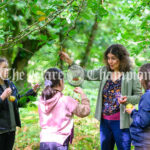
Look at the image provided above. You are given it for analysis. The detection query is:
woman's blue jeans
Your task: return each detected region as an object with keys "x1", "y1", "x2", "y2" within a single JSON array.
[{"x1": 100, "y1": 119, "x2": 131, "y2": 150}]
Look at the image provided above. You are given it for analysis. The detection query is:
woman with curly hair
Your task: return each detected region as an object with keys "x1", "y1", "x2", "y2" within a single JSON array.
[{"x1": 60, "y1": 44, "x2": 142, "y2": 150}]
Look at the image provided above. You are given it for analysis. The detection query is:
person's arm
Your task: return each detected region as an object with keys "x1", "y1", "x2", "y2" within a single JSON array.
[
  {"x1": 130, "y1": 95, "x2": 150, "y2": 128},
  {"x1": 83, "y1": 67, "x2": 106, "y2": 81},
  {"x1": 73, "y1": 95, "x2": 90, "y2": 118},
  {"x1": 72, "y1": 87, "x2": 90, "y2": 118},
  {"x1": 18, "y1": 89, "x2": 37, "y2": 99},
  {"x1": 0, "y1": 97, "x2": 3, "y2": 106},
  {"x1": 60, "y1": 51, "x2": 73, "y2": 66},
  {"x1": 126, "y1": 74, "x2": 142, "y2": 105},
  {"x1": 60, "y1": 51, "x2": 105, "y2": 81},
  {"x1": 119, "y1": 72, "x2": 142, "y2": 105},
  {"x1": 0, "y1": 88, "x2": 12, "y2": 109},
  {"x1": 11, "y1": 82, "x2": 39, "y2": 104}
]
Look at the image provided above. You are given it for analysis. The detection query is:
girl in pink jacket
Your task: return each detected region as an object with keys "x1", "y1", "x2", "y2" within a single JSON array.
[{"x1": 38, "y1": 68, "x2": 90, "y2": 150}]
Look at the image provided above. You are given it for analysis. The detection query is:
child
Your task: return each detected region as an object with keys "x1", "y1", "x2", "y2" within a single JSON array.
[
  {"x1": 38, "y1": 68, "x2": 90, "y2": 150},
  {"x1": 126, "y1": 63, "x2": 150, "y2": 150},
  {"x1": 0, "y1": 57, "x2": 39, "y2": 150}
]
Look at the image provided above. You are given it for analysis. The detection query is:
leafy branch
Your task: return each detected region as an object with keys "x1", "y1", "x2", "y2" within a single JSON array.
[
  {"x1": 0, "y1": 0, "x2": 75, "y2": 50},
  {"x1": 60, "y1": 0, "x2": 85, "y2": 46}
]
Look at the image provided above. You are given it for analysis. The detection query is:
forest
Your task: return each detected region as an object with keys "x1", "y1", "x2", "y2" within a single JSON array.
[{"x1": 0, "y1": 0, "x2": 150, "y2": 149}]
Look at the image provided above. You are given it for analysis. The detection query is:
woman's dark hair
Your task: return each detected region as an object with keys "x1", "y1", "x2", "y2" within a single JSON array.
[
  {"x1": 139, "y1": 63, "x2": 150, "y2": 90},
  {"x1": 42, "y1": 68, "x2": 64, "y2": 100},
  {"x1": 0, "y1": 57, "x2": 8, "y2": 64},
  {"x1": 104, "y1": 44, "x2": 132, "y2": 72},
  {"x1": 0, "y1": 58, "x2": 8, "y2": 86}
]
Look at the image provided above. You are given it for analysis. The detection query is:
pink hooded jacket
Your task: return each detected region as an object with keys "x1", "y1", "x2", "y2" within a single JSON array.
[{"x1": 38, "y1": 92, "x2": 79, "y2": 145}]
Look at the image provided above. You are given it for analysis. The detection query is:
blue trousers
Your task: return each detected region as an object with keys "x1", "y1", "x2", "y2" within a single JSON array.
[{"x1": 100, "y1": 119, "x2": 131, "y2": 150}]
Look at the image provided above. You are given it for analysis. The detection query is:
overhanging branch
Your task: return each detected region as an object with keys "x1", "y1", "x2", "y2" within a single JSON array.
[{"x1": 0, "y1": 0, "x2": 75, "y2": 50}]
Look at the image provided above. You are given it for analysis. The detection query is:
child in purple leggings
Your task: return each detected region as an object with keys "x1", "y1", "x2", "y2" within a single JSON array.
[{"x1": 38, "y1": 68, "x2": 90, "y2": 150}]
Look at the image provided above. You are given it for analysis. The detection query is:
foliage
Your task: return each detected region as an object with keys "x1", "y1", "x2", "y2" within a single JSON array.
[{"x1": 0, "y1": 0, "x2": 150, "y2": 149}]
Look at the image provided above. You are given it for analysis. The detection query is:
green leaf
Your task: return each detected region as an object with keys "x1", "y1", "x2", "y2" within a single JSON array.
[{"x1": 97, "y1": 6, "x2": 108, "y2": 17}]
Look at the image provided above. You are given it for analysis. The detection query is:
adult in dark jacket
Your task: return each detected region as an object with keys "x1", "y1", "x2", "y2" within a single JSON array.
[
  {"x1": 126, "y1": 63, "x2": 150, "y2": 150},
  {"x1": 0, "y1": 57, "x2": 39, "y2": 150}
]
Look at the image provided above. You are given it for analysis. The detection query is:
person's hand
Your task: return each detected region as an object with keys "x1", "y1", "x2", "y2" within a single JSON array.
[
  {"x1": 59, "y1": 51, "x2": 73, "y2": 65},
  {"x1": 74, "y1": 87, "x2": 87, "y2": 100},
  {"x1": 0, "y1": 88, "x2": 12, "y2": 101},
  {"x1": 33, "y1": 83, "x2": 40, "y2": 92},
  {"x1": 118, "y1": 96, "x2": 127, "y2": 104},
  {"x1": 74, "y1": 87, "x2": 84, "y2": 95},
  {"x1": 125, "y1": 107, "x2": 135, "y2": 115}
]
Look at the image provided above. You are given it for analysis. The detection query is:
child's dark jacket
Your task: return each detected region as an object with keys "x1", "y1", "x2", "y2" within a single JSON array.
[{"x1": 130, "y1": 90, "x2": 150, "y2": 147}]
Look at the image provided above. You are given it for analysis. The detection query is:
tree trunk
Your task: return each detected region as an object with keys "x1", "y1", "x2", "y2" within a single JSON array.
[
  {"x1": 80, "y1": 16, "x2": 98, "y2": 67},
  {"x1": 59, "y1": 23, "x2": 66, "y2": 70},
  {"x1": 10, "y1": 39, "x2": 43, "y2": 88}
]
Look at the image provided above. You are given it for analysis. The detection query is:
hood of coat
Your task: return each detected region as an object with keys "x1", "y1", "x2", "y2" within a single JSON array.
[{"x1": 39, "y1": 92, "x2": 62, "y2": 114}]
